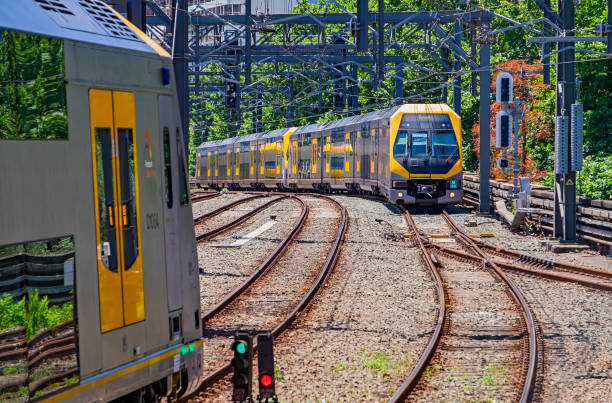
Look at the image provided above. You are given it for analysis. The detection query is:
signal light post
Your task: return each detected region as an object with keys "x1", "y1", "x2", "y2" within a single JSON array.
[
  {"x1": 231, "y1": 331, "x2": 253, "y2": 403},
  {"x1": 257, "y1": 331, "x2": 277, "y2": 403}
]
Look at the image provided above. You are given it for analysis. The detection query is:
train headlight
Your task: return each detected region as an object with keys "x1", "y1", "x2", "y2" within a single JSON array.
[
  {"x1": 450, "y1": 192, "x2": 455, "y2": 198},
  {"x1": 398, "y1": 192, "x2": 404, "y2": 198},
  {"x1": 448, "y1": 179, "x2": 458, "y2": 189}
]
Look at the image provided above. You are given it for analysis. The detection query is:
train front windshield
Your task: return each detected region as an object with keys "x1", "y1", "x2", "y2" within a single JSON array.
[
  {"x1": 432, "y1": 131, "x2": 459, "y2": 157},
  {"x1": 394, "y1": 113, "x2": 458, "y2": 160}
]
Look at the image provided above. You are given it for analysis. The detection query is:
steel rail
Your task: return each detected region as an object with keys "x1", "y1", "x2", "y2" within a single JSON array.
[
  {"x1": 193, "y1": 194, "x2": 264, "y2": 225},
  {"x1": 426, "y1": 241, "x2": 612, "y2": 292},
  {"x1": 201, "y1": 197, "x2": 308, "y2": 323},
  {"x1": 191, "y1": 192, "x2": 222, "y2": 203},
  {"x1": 196, "y1": 196, "x2": 289, "y2": 242},
  {"x1": 188, "y1": 195, "x2": 347, "y2": 399},
  {"x1": 440, "y1": 211, "x2": 538, "y2": 403},
  {"x1": 389, "y1": 207, "x2": 447, "y2": 402},
  {"x1": 469, "y1": 237, "x2": 612, "y2": 280}
]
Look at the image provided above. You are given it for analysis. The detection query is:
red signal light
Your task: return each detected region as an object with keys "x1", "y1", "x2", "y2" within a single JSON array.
[{"x1": 260, "y1": 374, "x2": 273, "y2": 388}]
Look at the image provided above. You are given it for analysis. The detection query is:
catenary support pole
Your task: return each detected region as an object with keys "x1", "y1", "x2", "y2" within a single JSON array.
[
  {"x1": 172, "y1": 0, "x2": 189, "y2": 156},
  {"x1": 245, "y1": 0, "x2": 252, "y2": 86},
  {"x1": 478, "y1": 23, "x2": 491, "y2": 213},
  {"x1": 453, "y1": 18, "x2": 462, "y2": 115},
  {"x1": 556, "y1": 0, "x2": 577, "y2": 240}
]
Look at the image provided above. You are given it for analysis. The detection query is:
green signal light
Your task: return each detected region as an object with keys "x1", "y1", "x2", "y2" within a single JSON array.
[
  {"x1": 180, "y1": 345, "x2": 189, "y2": 356},
  {"x1": 449, "y1": 180, "x2": 458, "y2": 189},
  {"x1": 235, "y1": 341, "x2": 247, "y2": 355},
  {"x1": 189, "y1": 343, "x2": 196, "y2": 352}
]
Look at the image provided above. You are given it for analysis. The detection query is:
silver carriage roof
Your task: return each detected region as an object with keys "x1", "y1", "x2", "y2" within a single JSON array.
[
  {"x1": 0, "y1": 0, "x2": 157, "y2": 55},
  {"x1": 294, "y1": 105, "x2": 402, "y2": 135}
]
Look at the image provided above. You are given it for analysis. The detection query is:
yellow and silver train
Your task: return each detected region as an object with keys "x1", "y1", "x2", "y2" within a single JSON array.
[
  {"x1": 1, "y1": 1, "x2": 202, "y2": 401},
  {"x1": 196, "y1": 104, "x2": 463, "y2": 205}
]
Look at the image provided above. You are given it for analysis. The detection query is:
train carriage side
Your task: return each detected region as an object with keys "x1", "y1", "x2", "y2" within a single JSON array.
[{"x1": 0, "y1": 5, "x2": 202, "y2": 402}]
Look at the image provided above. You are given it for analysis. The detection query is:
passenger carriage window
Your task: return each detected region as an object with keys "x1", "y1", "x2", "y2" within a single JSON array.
[
  {"x1": 432, "y1": 131, "x2": 459, "y2": 157},
  {"x1": 117, "y1": 128, "x2": 139, "y2": 268},
  {"x1": 94, "y1": 127, "x2": 118, "y2": 272},
  {"x1": 393, "y1": 131, "x2": 408, "y2": 158},
  {"x1": 163, "y1": 127, "x2": 173, "y2": 208},
  {"x1": 176, "y1": 129, "x2": 189, "y2": 205},
  {"x1": 0, "y1": 31, "x2": 67, "y2": 140},
  {"x1": 410, "y1": 131, "x2": 428, "y2": 157}
]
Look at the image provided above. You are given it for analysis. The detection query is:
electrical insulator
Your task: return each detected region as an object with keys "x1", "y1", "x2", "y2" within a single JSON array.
[
  {"x1": 495, "y1": 72, "x2": 513, "y2": 103},
  {"x1": 495, "y1": 111, "x2": 512, "y2": 148}
]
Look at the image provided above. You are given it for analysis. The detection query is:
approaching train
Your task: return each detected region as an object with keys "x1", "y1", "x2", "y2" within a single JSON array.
[
  {"x1": 196, "y1": 104, "x2": 463, "y2": 205},
  {"x1": 0, "y1": 1, "x2": 202, "y2": 402}
]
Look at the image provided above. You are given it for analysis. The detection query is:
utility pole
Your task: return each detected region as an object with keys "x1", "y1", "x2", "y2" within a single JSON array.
[
  {"x1": 172, "y1": 0, "x2": 189, "y2": 155},
  {"x1": 554, "y1": 0, "x2": 577, "y2": 241},
  {"x1": 478, "y1": 22, "x2": 492, "y2": 214}
]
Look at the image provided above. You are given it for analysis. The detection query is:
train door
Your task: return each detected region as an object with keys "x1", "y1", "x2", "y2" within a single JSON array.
[
  {"x1": 89, "y1": 89, "x2": 145, "y2": 333},
  {"x1": 374, "y1": 127, "x2": 380, "y2": 184},
  {"x1": 158, "y1": 96, "x2": 182, "y2": 313}
]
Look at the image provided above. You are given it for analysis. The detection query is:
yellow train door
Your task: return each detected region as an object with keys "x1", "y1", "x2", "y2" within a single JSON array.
[{"x1": 89, "y1": 89, "x2": 145, "y2": 333}]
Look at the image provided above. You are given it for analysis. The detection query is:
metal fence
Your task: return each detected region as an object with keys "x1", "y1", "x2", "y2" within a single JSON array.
[{"x1": 462, "y1": 173, "x2": 612, "y2": 248}]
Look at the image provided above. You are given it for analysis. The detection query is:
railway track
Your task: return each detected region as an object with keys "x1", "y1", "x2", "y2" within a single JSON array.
[
  {"x1": 187, "y1": 195, "x2": 347, "y2": 400},
  {"x1": 420, "y1": 212, "x2": 612, "y2": 292},
  {"x1": 392, "y1": 209, "x2": 538, "y2": 402},
  {"x1": 195, "y1": 196, "x2": 290, "y2": 243},
  {"x1": 191, "y1": 191, "x2": 221, "y2": 203}
]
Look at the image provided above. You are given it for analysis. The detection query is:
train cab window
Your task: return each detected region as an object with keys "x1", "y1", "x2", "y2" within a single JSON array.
[
  {"x1": 393, "y1": 131, "x2": 408, "y2": 158},
  {"x1": 432, "y1": 131, "x2": 459, "y2": 157},
  {"x1": 94, "y1": 128, "x2": 118, "y2": 272},
  {"x1": 410, "y1": 131, "x2": 428, "y2": 157},
  {"x1": 163, "y1": 127, "x2": 173, "y2": 208},
  {"x1": 177, "y1": 129, "x2": 189, "y2": 205},
  {"x1": 117, "y1": 128, "x2": 139, "y2": 268}
]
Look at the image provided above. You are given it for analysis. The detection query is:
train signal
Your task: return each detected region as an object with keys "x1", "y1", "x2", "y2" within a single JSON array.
[
  {"x1": 231, "y1": 331, "x2": 253, "y2": 402},
  {"x1": 495, "y1": 111, "x2": 512, "y2": 148},
  {"x1": 497, "y1": 157, "x2": 509, "y2": 170},
  {"x1": 496, "y1": 72, "x2": 513, "y2": 103},
  {"x1": 257, "y1": 331, "x2": 276, "y2": 401}
]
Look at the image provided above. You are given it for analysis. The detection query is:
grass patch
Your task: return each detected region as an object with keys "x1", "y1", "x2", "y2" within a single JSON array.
[
  {"x1": 423, "y1": 364, "x2": 442, "y2": 377},
  {"x1": 478, "y1": 364, "x2": 507, "y2": 389},
  {"x1": 274, "y1": 365, "x2": 284, "y2": 382},
  {"x1": 355, "y1": 349, "x2": 407, "y2": 377},
  {"x1": 1, "y1": 365, "x2": 26, "y2": 376}
]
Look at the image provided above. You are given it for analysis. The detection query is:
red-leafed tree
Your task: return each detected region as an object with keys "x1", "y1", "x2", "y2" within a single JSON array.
[{"x1": 471, "y1": 60, "x2": 555, "y2": 182}]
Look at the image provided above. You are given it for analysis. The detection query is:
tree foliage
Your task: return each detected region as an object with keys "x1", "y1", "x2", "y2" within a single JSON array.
[{"x1": 187, "y1": 0, "x2": 610, "y2": 199}]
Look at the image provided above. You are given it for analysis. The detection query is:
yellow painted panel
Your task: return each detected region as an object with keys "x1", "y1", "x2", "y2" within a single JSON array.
[
  {"x1": 388, "y1": 106, "x2": 463, "y2": 180},
  {"x1": 207, "y1": 152, "x2": 211, "y2": 177},
  {"x1": 227, "y1": 149, "x2": 231, "y2": 176},
  {"x1": 312, "y1": 138, "x2": 317, "y2": 174},
  {"x1": 112, "y1": 91, "x2": 145, "y2": 325},
  {"x1": 89, "y1": 89, "x2": 124, "y2": 333}
]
